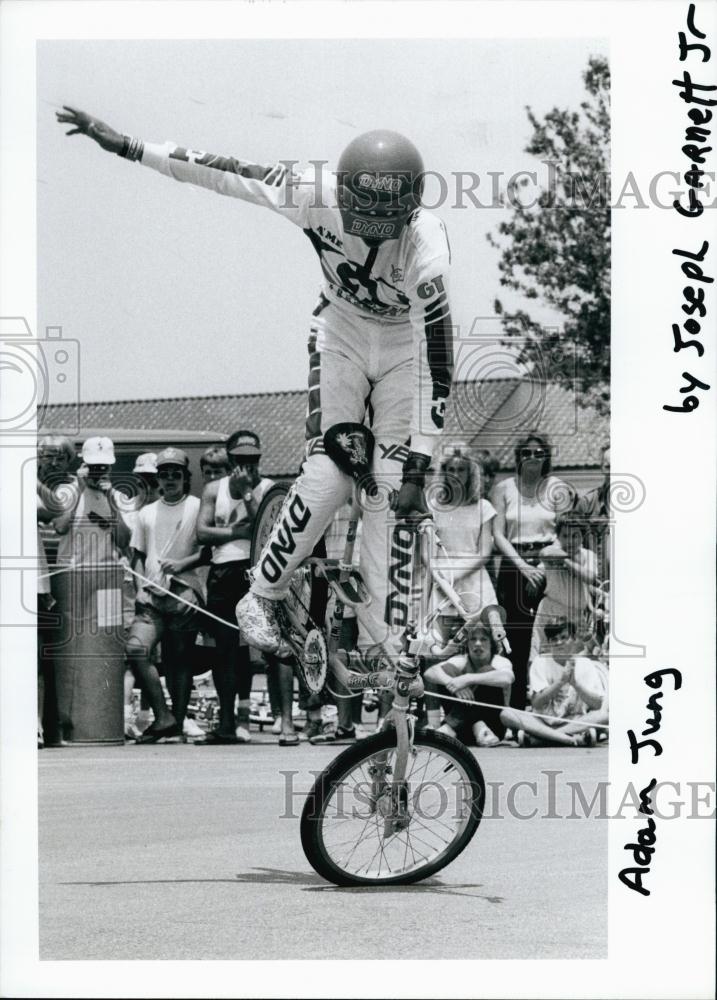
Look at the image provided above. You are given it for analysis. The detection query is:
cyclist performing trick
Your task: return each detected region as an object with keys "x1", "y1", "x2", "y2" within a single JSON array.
[{"x1": 56, "y1": 106, "x2": 455, "y2": 666}]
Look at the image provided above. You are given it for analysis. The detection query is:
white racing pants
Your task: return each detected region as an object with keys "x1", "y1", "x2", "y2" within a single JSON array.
[{"x1": 251, "y1": 298, "x2": 416, "y2": 654}]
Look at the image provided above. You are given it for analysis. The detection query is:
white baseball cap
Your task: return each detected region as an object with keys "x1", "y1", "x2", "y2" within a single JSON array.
[
  {"x1": 133, "y1": 452, "x2": 158, "y2": 474},
  {"x1": 81, "y1": 436, "x2": 116, "y2": 465}
]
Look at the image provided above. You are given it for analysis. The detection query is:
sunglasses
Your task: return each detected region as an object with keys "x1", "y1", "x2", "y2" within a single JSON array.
[{"x1": 520, "y1": 448, "x2": 547, "y2": 459}]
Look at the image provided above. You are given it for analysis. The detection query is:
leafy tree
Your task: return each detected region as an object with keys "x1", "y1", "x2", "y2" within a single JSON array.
[{"x1": 488, "y1": 56, "x2": 610, "y2": 414}]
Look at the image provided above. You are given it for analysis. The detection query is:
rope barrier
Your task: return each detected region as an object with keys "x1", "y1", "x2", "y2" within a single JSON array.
[
  {"x1": 427, "y1": 689, "x2": 610, "y2": 731},
  {"x1": 36, "y1": 560, "x2": 609, "y2": 731},
  {"x1": 36, "y1": 560, "x2": 242, "y2": 631},
  {"x1": 327, "y1": 673, "x2": 609, "y2": 731},
  {"x1": 122, "y1": 565, "x2": 243, "y2": 633}
]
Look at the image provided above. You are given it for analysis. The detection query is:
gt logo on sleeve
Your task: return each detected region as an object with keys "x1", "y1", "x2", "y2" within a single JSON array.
[
  {"x1": 419, "y1": 273, "x2": 453, "y2": 429},
  {"x1": 417, "y1": 275, "x2": 446, "y2": 300}
]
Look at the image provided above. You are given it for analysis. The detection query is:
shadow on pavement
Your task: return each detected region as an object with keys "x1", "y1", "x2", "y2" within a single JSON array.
[{"x1": 62, "y1": 866, "x2": 504, "y2": 901}]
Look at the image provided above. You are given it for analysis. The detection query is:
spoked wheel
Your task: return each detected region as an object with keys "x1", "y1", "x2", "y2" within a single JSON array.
[
  {"x1": 250, "y1": 483, "x2": 326, "y2": 693},
  {"x1": 300, "y1": 729, "x2": 485, "y2": 886}
]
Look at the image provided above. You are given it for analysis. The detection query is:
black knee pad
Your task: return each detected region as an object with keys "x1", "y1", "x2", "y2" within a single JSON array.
[{"x1": 323, "y1": 423, "x2": 378, "y2": 496}]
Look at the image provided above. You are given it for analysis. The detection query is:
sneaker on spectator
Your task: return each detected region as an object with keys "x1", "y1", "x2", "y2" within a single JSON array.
[
  {"x1": 271, "y1": 717, "x2": 282, "y2": 735},
  {"x1": 235, "y1": 725, "x2": 252, "y2": 744},
  {"x1": 135, "y1": 709, "x2": 153, "y2": 733},
  {"x1": 183, "y1": 717, "x2": 205, "y2": 740},
  {"x1": 310, "y1": 726, "x2": 356, "y2": 745},
  {"x1": 473, "y1": 721, "x2": 500, "y2": 747},
  {"x1": 300, "y1": 719, "x2": 323, "y2": 741}
]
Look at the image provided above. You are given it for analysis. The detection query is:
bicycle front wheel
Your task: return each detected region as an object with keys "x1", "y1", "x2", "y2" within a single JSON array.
[{"x1": 300, "y1": 729, "x2": 485, "y2": 886}]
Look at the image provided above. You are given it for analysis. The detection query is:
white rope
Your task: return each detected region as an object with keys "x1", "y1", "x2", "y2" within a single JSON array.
[
  {"x1": 325, "y1": 676, "x2": 609, "y2": 731},
  {"x1": 427, "y1": 689, "x2": 609, "y2": 731},
  {"x1": 37, "y1": 560, "x2": 243, "y2": 632},
  {"x1": 36, "y1": 558, "x2": 610, "y2": 731},
  {"x1": 122, "y1": 565, "x2": 242, "y2": 632}
]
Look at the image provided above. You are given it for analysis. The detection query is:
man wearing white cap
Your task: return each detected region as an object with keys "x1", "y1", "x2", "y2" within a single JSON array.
[
  {"x1": 54, "y1": 436, "x2": 130, "y2": 565},
  {"x1": 126, "y1": 447, "x2": 205, "y2": 743}
]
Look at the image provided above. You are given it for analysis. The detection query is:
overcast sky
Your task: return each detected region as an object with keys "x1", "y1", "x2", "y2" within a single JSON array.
[{"x1": 38, "y1": 37, "x2": 607, "y2": 404}]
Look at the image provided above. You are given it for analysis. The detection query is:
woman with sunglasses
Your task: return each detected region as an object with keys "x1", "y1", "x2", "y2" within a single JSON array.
[{"x1": 490, "y1": 434, "x2": 574, "y2": 710}]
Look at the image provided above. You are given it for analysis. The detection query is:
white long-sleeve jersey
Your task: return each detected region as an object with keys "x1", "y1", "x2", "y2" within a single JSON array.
[{"x1": 139, "y1": 141, "x2": 454, "y2": 456}]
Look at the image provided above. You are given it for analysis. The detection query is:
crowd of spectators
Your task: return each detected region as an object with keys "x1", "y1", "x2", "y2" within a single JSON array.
[{"x1": 36, "y1": 428, "x2": 610, "y2": 750}]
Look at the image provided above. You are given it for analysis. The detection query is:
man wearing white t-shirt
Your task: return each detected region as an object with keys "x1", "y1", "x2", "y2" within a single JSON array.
[{"x1": 126, "y1": 449, "x2": 204, "y2": 743}]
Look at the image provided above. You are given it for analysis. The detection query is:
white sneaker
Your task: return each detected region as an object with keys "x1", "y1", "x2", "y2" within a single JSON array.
[
  {"x1": 474, "y1": 720, "x2": 500, "y2": 747},
  {"x1": 136, "y1": 709, "x2": 153, "y2": 733},
  {"x1": 125, "y1": 722, "x2": 144, "y2": 740},
  {"x1": 183, "y1": 717, "x2": 204, "y2": 740},
  {"x1": 236, "y1": 592, "x2": 284, "y2": 653},
  {"x1": 235, "y1": 725, "x2": 252, "y2": 744},
  {"x1": 271, "y1": 717, "x2": 282, "y2": 735}
]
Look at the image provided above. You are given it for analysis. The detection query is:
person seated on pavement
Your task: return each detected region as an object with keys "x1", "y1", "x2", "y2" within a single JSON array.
[
  {"x1": 423, "y1": 622, "x2": 513, "y2": 747},
  {"x1": 125, "y1": 448, "x2": 206, "y2": 743},
  {"x1": 501, "y1": 618, "x2": 608, "y2": 747}
]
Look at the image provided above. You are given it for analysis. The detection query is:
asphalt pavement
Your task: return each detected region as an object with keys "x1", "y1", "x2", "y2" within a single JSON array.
[{"x1": 39, "y1": 738, "x2": 607, "y2": 961}]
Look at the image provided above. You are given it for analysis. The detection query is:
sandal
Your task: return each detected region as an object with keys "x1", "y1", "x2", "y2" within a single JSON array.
[
  {"x1": 134, "y1": 722, "x2": 181, "y2": 744},
  {"x1": 278, "y1": 733, "x2": 300, "y2": 747}
]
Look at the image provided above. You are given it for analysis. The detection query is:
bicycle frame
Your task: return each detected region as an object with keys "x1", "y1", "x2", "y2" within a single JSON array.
[{"x1": 280, "y1": 508, "x2": 504, "y2": 838}]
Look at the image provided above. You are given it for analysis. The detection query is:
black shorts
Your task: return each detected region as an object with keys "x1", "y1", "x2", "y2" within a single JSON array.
[
  {"x1": 206, "y1": 560, "x2": 251, "y2": 640},
  {"x1": 443, "y1": 684, "x2": 507, "y2": 741}
]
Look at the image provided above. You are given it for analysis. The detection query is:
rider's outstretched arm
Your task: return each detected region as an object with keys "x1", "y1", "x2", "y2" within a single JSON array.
[{"x1": 55, "y1": 106, "x2": 310, "y2": 220}]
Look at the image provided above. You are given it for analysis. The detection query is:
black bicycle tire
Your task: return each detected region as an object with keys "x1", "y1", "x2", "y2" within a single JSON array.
[
  {"x1": 250, "y1": 483, "x2": 291, "y2": 567},
  {"x1": 300, "y1": 728, "x2": 485, "y2": 887}
]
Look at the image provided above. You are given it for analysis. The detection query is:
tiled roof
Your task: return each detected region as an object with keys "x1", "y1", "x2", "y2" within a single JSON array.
[
  {"x1": 41, "y1": 391, "x2": 309, "y2": 478},
  {"x1": 42, "y1": 378, "x2": 607, "y2": 475}
]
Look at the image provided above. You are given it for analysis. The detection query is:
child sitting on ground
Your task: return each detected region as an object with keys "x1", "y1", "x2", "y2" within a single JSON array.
[
  {"x1": 502, "y1": 618, "x2": 608, "y2": 747},
  {"x1": 423, "y1": 622, "x2": 514, "y2": 747}
]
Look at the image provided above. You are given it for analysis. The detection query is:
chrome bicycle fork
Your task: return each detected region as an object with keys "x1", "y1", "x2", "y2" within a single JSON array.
[{"x1": 375, "y1": 655, "x2": 424, "y2": 836}]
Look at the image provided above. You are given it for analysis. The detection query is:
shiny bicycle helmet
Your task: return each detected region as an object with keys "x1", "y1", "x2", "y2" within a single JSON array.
[{"x1": 336, "y1": 130, "x2": 425, "y2": 244}]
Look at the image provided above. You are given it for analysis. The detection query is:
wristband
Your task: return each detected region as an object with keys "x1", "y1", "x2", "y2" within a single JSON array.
[
  {"x1": 401, "y1": 451, "x2": 431, "y2": 488},
  {"x1": 118, "y1": 135, "x2": 145, "y2": 162},
  {"x1": 243, "y1": 493, "x2": 253, "y2": 503}
]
